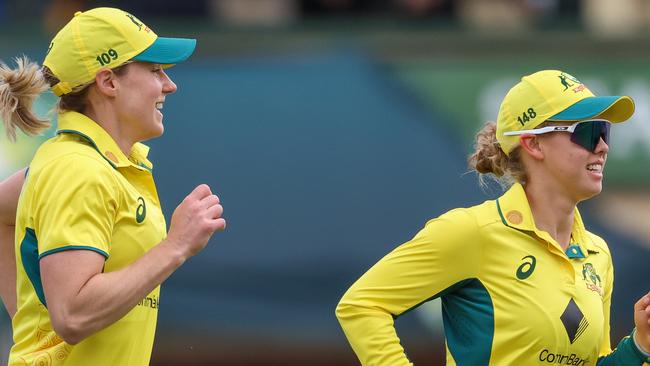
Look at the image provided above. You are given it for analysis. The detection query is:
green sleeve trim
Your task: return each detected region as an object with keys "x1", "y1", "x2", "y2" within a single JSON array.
[
  {"x1": 39, "y1": 245, "x2": 109, "y2": 260},
  {"x1": 20, "y1": 228, "x2": 47, "y2": 307},
  {"x1": 596, "y1": 331, "x2": 648, "y2": 365}
]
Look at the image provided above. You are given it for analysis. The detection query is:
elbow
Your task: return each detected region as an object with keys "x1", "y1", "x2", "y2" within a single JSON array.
[
  {"x1": 335, "y1": 298, "x2": 354, "y2": 325},
  {"x1": 50, "y1": 313, "x2": 90, "y2": 345},
  {"x1": 335, "y1": 301, "x2": 346, "y2": 322}
]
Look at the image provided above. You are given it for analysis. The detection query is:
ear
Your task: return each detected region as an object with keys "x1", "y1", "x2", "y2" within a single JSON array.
[
  {"x1": 518, "y1": 134, "x2": 545, "y2": 161},
  {"x1": 94, "y1": 69, "x2": 119, "y2": 97}
]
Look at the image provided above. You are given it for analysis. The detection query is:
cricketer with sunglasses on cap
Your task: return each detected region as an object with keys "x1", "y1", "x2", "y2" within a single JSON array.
[{"x1": 337, "y1": 70, "x2": 650, "y2": 365}]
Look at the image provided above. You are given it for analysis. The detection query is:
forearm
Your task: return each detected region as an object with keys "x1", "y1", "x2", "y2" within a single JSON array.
[
  {"x1": 0, "y1": 223, "x2": 16, "y2": 317},
  {"x1": 0, "y1": 169, "x2": 24, "y2": 318},
  {"x1": 336, "y1": 300, "x2": 413, "y2": 366},
  {"x1": 50, "y1": 239, "x2": 187, "y2": 344}
]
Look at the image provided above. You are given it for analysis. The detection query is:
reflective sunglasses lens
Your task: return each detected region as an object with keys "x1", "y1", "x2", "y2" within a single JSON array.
[{"x1": 570, "y1": 121, "x2": 610, "y2": 152}]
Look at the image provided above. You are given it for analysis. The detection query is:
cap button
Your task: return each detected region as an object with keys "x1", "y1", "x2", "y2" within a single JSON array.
[{"x1": 74, "y1": 11, "x2": 82, "y2": 16}]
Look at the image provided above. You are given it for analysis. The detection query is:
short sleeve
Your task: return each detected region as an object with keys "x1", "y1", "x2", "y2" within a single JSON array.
[{"x1": 31, "y1": 154, "x2": 119, "y2": 259}]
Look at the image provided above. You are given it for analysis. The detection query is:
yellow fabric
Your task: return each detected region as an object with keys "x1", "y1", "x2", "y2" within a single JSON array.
[
  {"x1": 10, "y1": 111, "x2": 166, "y2": 366},
  {"x1": 337, "y1": 183, "x2": 618, "y2": 365},
  {"x1": 44, "y1": 7, "x2": 158, "y2": 96},
  {"x1": 496, "y1": 70, "x2": 634, "y2": 154}
]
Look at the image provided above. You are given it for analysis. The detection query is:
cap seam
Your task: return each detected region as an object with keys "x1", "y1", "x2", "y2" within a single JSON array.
[
  {"x1": 71, "y1": 15, "x2": 97, "y2": 88},
  {"x1": 526, "y1": 78, "x2": 556, "y2": 125}
]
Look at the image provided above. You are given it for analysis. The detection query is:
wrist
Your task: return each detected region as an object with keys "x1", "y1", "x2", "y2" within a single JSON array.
[
  {"x1": 632, "y1": 328, "x2": 650, "y2": 359},
  {"x1": 161, "y1": 237, "x2": 189, "y2": 267}
]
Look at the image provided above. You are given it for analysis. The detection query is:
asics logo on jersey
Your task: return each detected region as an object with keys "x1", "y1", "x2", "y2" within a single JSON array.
[
  {"x1": 516, "y1": 255, "x2": 536, "y2": 280},
  {"x1": 136, "y1": 197, "x2": 147, "y2": 224}
]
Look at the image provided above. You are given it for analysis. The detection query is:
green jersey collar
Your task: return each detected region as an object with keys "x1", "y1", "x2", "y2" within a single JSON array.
[{"x1": 56, "y1": 111, "x2": 153, "y2": 171}]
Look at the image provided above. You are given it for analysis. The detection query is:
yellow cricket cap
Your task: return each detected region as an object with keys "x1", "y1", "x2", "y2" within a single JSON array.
[
  {"x1": 43, "y1": 7, "x2": 197, "y2": 97},
  {"x1": 496, "y1": 70, "x2": 635, "y2": 155}
]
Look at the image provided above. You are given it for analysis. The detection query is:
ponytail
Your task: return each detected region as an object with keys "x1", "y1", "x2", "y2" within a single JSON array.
[
  {"x1": 0, "y1": 56, "x2": 51, "y2": 141},
  {"x1": 468, "y1": 122, "x2": 526, "y2": 188}
]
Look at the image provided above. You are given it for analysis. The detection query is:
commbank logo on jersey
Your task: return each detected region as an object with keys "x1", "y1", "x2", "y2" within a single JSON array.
[
  {"x1": 538, "y1": 350, "x2": 589, "y2": 365},
  {"x1": 582, "y1": 263, "x2": 603, "y2": 297},
  {"x1": 516, "y1": 255, "x2": 536, "y2": 280},
  {"x1": 560, "y1": 298, "x2": 589, "y2": 344},
  {"x1": 136, "y1": 197, "x2": 147, "y2": 224}
]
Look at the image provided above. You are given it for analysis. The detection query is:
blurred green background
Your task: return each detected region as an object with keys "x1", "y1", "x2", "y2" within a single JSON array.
[{"x1": 1, "y1": 0, "x2": 650, "y2": 365}]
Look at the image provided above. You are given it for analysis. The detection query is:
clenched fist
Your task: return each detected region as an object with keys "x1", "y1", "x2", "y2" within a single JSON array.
[
  {"x1": 166, "y1": 184, "x2": 226, "y2": 259},
  {"x1": 634, "y1": 292, "x2": 650, "y2": 354}
]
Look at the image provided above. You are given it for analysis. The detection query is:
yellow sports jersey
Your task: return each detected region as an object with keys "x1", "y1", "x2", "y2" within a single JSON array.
[
  {"x1": 337, "y1": 183, "x2": 649, "y2": 366},
  {"x1": 10, "y1": 111, "x2": 167, "y2": 366}
]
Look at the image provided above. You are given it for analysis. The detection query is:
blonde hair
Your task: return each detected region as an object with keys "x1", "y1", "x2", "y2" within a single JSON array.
[
  {"x1": 468, "y1": 122, "x2": 526, "y2": 188},
  {"x1": 0, "y1": 56, "x2": 133, "y2": 141},
  {"x1": 0, "y1": 56, "x2": 50, "y2": 141}
]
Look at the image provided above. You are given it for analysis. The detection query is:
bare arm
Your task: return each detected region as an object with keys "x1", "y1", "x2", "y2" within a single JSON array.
[
  {"x1": 0, "y1": 168, "x2": 26, "y2": 318},
  {"x1": 41, "y1": 184, "x2": 225, "y2": 344}
]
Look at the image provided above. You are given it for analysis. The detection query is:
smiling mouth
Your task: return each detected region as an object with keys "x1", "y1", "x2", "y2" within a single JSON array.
[
  {"x1": 586, "y1": 163, "x2": 602, "y2": 173},
  {"x1": 155, "y1": 102, "x2": 164, "y2": 110}
]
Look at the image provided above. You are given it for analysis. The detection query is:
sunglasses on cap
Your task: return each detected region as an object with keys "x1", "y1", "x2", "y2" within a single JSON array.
[{"x1": 503, "y1": 119, "x2": 611, "y2": 153}]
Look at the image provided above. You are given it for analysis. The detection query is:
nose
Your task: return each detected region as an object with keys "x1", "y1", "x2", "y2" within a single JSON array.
[
  {"x1": 594, "y1": 136, "x2": 609, "y2": 154},
  {"x1": 161, "y1": 70, "x2": 177, "y2": 94}
]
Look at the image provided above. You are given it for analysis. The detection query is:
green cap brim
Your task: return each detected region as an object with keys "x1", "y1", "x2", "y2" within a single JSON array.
[
  {"x1": 133, "y1": 37, "x2": 196, "y2": 64},
  {"x1": 548, "y1": 96, "x2": 635, "y2": 123}
]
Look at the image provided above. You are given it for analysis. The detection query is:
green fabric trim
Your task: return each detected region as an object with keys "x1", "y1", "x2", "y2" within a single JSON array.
[
  {"x1": 57, "y1": 129, "x2": 118, "y2": 170},
  {"x1": 20, "y1": 228, "x2": 47, "y2": 307},
  {"x1": 442, "y1": 279, "x2": 494, "y2": 365},
  {"x1": 138, "y1": 162, "x2": 153, "y2": 172},
  {"x1": 395, "y1": 278, "x2": 494, "y2": 365},
  {"x1": 597, "y1": 331, "x2": 648, "y2": 365},
  {"x1": 496, "y1": 199, "x2": 509, "y2": 227},
  {"x1": 565, "y1": 244, "x2": 586, "y2": 259},
  {"x1": 39, "y1": 245, "x2": 109, "y2": 260}
]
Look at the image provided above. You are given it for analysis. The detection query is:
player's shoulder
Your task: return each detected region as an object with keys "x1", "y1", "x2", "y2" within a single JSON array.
[
  {"x1": 423, "y1": 199, "x2": 500, "y2": 232},
  {"x1": 584, "y1": 230, "x2": 612, "y2": 257},
  {"x1": 31, "y1": 134, "x2": 116, "y2": 174},
  {"x1": 27, "y1": 137, "x2": 120, "y2": 194},
  {"x1": 436, "y1": 199, "x2": 500, "y2": 225}
]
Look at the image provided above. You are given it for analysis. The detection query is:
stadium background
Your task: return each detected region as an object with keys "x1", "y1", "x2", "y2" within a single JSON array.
[{"x1": 1, "y1": 0, "x2": 650, "y2": 364}]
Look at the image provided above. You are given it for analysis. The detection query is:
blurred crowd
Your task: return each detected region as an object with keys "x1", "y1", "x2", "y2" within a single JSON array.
[{"x1": 0, "y1": 0, "x2": 650, "y2": 38}]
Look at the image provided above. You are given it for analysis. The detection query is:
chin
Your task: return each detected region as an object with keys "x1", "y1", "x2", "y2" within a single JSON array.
[
  {"x1": 138, "y1": 128, "x2": 164, "y2": 143},
  {"x1": 579, "y1": 185, "x2": 603, "y2": 202},
  {"x1": 151, "y1": 122, "x2": 165, "y2": 137}
]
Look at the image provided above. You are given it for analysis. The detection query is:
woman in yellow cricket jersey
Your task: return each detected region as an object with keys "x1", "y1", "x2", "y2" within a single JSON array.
[
  {"x1": 0, "y1": 63, "x2": 53, "y2": 319},
  {"x1": 0, "y1": 7, "x2": 226, "y2": 366},
  {"x1": 336, "y1": 70, "x2": 650, "y2": 365}
]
